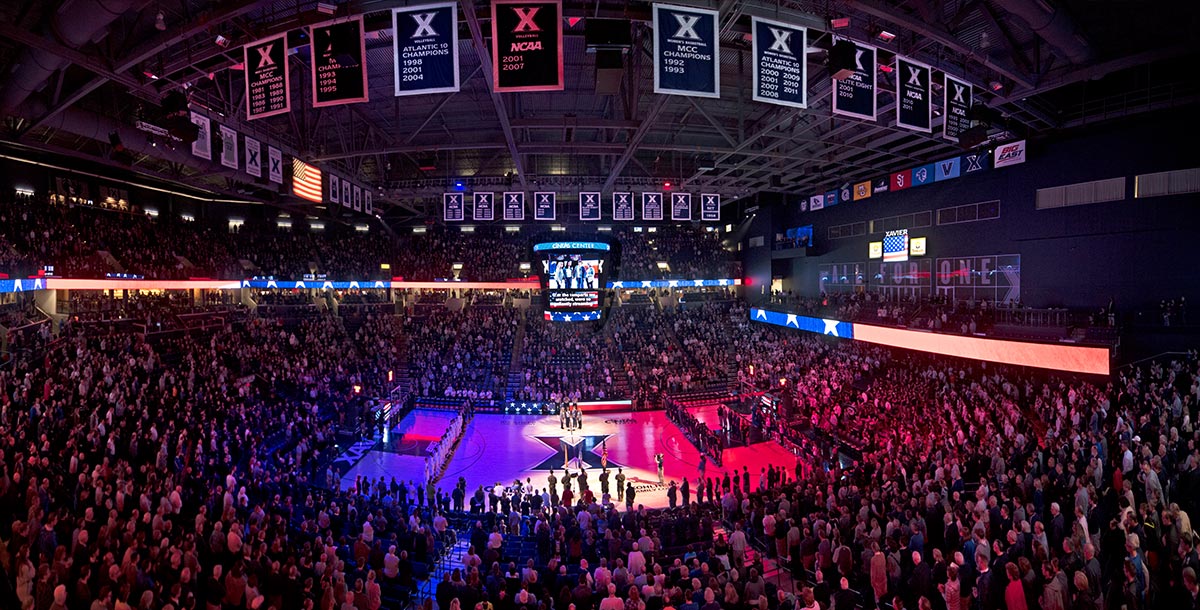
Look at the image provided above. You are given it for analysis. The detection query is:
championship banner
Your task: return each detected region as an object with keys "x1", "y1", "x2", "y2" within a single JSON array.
[
  {"x1": 364, "y1": 191, "x2": 373, "y2": 215},
  {"x1": 653, "y1": 4, "x2": 720, "y2": 98},
  {"x1": 943, "y1": 74, "x2": 972, "y2": 143},
  {"x1": 244, "y1": 137, "x2": 262, "y2": 178},
  {"x1": 895, "y1": 57, "x2": 931, "y2": 133},
  {"x1": 342, "y1": 180, "x2": 352, "y2": 205},
  {"x1": 613, "y1": 192, "x2": 634, "y2": 221},
  {"x1": 474, "y1": 192, "x2": 495, "y2": 221},
  {"x1": 491, "y1": 0, "x2": 564, "y2": 92},
  {"x1": 353, "y1": 186, "x2": 362, "y2": 212},
  {"x1": 190, "y1": 112, "x2": 212, "y2": 160},
  {"x1": 831, "y1": 41, "x2": 876, "y2": 121},
  {"x1": 244, "y1": 33, "x2": 290, "y2": 120},
  {"x1": 219, "y1": 125, "x2": 239, "y2": 170},
  {"x1": 751, "y1": 17, "x2": 806, "y2": 108},
  {"x1": 579, "y1": 192, "x2": 601, "y2": 221},
  {"x1": 503, "y1": 192, "x2": 526, "y2": 220},
  {"x1": 311, "y1": 16, "x2": 369, "y2": 107},
  {"x1": 444, "y1": 193, "x2": 465, "y2": 221},
  {"x1": 671, "y1": 193, "x2": 692, "y2": 221},
  {"x1": 330, "y1": 174, "x2": 341, "y2": 204},
  {"x1": 268, "y1": 146, "x2": 283, "y2": 184},
  {"x1": 534, "y1": 192, "x2": 556, "y2": 220},
  {"x1": 642, "y1": 192, "x2": 663, "y2": 220},
  {"x1": 393, "y1": 3, "x2": 460, "y2": 96},
  {"x1": 700, "y1": 193, "x2": 720, "y2": 221}
]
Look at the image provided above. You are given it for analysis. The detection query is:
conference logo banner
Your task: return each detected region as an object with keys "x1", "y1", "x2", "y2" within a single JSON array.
[
  {"x1": 700, "y1": 193, "x2": 720, "y2": 221},
  {"x1": 809, "y1": 194, "x2": 824, "y2": 211},
  {"x1": 872, "y1": 177, "x2": 889, "y2": 194},
  {"x1": 994, "y1": 140, "x2": 1027, "y2": 168},
  {"x1": 444, "y1": 193, "x2": 465, "y2": 221},
  {"x1": 642, "y1": 192, "x2": 664, "y2": 220},
  {"x1": 579, "y1": 192, "x2": 601, "y2": 221},
  {"x1": 963, "y1": 151, "x2": 989, "y2": 174},
  {"x1": 474, "y1": 192, "x2": 495, "y2": 221},
  {"x1": 912, "y1": 164, "x2": 935, "y2": 187},
  {"x1": 393, "y1": 3, "x2": 460, "y2": 97},
  {"x1": 244, "y1": 33, "x2": 290, "y2": 120},
  {"x1": 330, "y1": 174, "x2": 341, "y2": 204},
  {"x1": 268, "y1": 146, "x2": 283, "y2": 184},
  {"x1": 492, "y1": 0, "x2": 564, "y2": 92},
  {"x1": 935, "y1": 157, "x2": 961, "y2": 181},
  {"x1": 890, "y1": 169, "x2": 912, "y2": 191},
  {"x1": 190, "y1": 112, "x2": 212, "y2": 160},
  {"x1": 503, "y1": 192, "x2": 526, "y2": 220},
  {"x1": 895, "y1": 57, "x2": 931, "y2": 133},
  {"x1": 853, "y1": 180, "x2": 872, "y2": 201},
  {"x1": 311, "y1": 16, "x2": 369, "y2": 107},
  {"x1": 244, "y1": 137, "x2": 262, "y2": 178},
  {"x1": 943, "y1": 74, "x2": 972, "y2": 143},
  {"x1": 613, "y1": 192, "x2": 634, "y2": 221},
  {"x1": 219, "y1": 125, "x2": 239, "y2": 170},
  {"x1": 831, "y1": 41, "x2": 876, "y2": 121},
  {"x1": 825, "y1": 190, "x2": 838, "y2": 207},
  {"x1": 671, "y1": 193, "x2": 692, "y2": 221},
  {"x1": 751, "y1": 17, "x2": 806, "y2": 109},
  {"x1": 534, "y1": 191, "x2": 556, "y2": 220},
  {"x1": 653, "y1": 3, "x2": 720, "y2": 98}
]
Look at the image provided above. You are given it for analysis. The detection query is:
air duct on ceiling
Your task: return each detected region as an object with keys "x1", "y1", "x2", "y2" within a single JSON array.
[
  {"x1": 1002, "y1": 0, "x2": 1093, "y2": 65},
  {"x1": 0, "y1": 0, "x2": 153, "y2": 113}
]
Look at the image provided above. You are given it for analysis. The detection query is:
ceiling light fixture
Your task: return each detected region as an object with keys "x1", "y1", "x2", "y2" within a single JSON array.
[{"x1": 155, "y1": 11, "x2": 166, "y2": 31}]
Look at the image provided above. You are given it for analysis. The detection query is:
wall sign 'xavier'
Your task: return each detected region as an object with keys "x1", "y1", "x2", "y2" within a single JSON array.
[
  {"x1": 310, "y1": 16, "x2": 369, "y2": 107},
  {"x1": 492, "y1": 0, "x2": 564, "y2": 92}
]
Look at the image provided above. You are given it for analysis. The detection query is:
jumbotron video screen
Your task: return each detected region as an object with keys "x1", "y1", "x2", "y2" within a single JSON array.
[{"x1": 533, "y1": 239, "x2": 617, "y2": 322}]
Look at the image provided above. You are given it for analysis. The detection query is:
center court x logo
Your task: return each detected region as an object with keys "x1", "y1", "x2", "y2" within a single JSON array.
[
  {"x1": 673, "y1": 14, "x2": 701, "y2": 39},
  {"x1": 412, "y1": 13, "x2": 438, "y2": 37},
  {"x1": 768, "y1": 27, "x2": 791, "y2": 53},
  {"x1": 513, "y1": 7, "x2": 541, "y2": 32}
]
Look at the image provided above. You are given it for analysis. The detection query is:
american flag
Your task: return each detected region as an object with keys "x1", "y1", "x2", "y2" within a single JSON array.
[
  {"x1": 292, "y1": 158, "x2": 323, "y2": 203},
  {"x1": 883, "y1": 231, "x2": 909, "y2": 262}
]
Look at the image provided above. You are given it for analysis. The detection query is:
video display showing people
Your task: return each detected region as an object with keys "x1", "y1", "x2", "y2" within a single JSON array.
[
  {"x1": 533, "y1": 239, "x2": 616, "y2": 322},
  {"x1": 546, "y1": 254, "x2": 603, "y2": 290}
]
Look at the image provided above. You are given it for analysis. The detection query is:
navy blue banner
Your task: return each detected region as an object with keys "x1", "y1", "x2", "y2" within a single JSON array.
[
  {"x1": 750, "y1": 307, "x2": 854, "y2": 339},
  {"x1": 831, "y1": 41, "x2": 876, "y2": 121},
  {"x1": 534, "y1": 192, "x2": 556, "y2": 220},
  {"x1": 700, "y1": 193, "x2": 720, "y2": 221},
  {"x1": 444, "y1": 193, "x2": 465, "y2": 221},
  {"x1": 670, "y1": 192, "x2": 692, "y2": 221},
  {"x1": 751, "y1": 17, "x2": 807, "y2": 109},
  {"x1": 943, "y1": 74, "x2": 972, "y2": 144},
  {"x1": 393, "y1": 3, "x2": 460, "y2": 96},
  {"x1": 613, "y1": 192, "x2": 634, "y2": 221},
  {"x1": 642, "y1": 192, "x2": 663, "y2": 220},
  {"x1": 896, "y1": 57, "x2": 932, "y2": 133},
  {"x1": 503, "y1": 192, "x2": 525, "y2": 220},
  {"x1": 474, "y1": 192, "x2": 494, "y2": 221},
  {"x1": 579, "y1": 192, "x2": 601, "y2": 221},
  {"x1": 653, "y1": 4, "x2": 720, "y2": 98}
]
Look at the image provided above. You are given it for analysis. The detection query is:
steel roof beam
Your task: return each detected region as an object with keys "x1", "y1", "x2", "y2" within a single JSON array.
[{"x1": 463, "y1": 2, "x2": 527, "y2": 190}]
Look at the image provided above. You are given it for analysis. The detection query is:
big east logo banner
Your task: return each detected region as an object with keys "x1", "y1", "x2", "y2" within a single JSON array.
[{"x1": 492, "y1": 0, "x2": 563, "y2": 92}]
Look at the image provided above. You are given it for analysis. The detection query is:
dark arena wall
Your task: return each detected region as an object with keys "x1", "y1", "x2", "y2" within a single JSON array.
[{"x1": 743, "y1": 111, "x2": 1199, "y2": 310}]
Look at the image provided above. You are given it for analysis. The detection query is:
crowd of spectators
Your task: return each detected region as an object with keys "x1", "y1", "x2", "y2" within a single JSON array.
[
  {"x1": 516, "y1": 314, "x2": 616, "y2": 403},
  {"x1": 617, "y1": 227, "x2": 736, "y2": 280},
  {"x1": 406, "y1": 308, "x2": 519, "y2": 400},
  {"x1": 610, "y1": 308, "x2": 700, "y2": 396}
]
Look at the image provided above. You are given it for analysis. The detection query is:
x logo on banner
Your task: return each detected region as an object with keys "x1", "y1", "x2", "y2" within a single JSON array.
[{"x1": 513, "y1": 7, "x2": 541, "y2": 32}]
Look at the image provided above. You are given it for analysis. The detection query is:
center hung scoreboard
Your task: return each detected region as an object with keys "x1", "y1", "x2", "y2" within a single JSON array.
[{"x1": 533, "y1": 238, "x2": 619, "y2": 322}]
